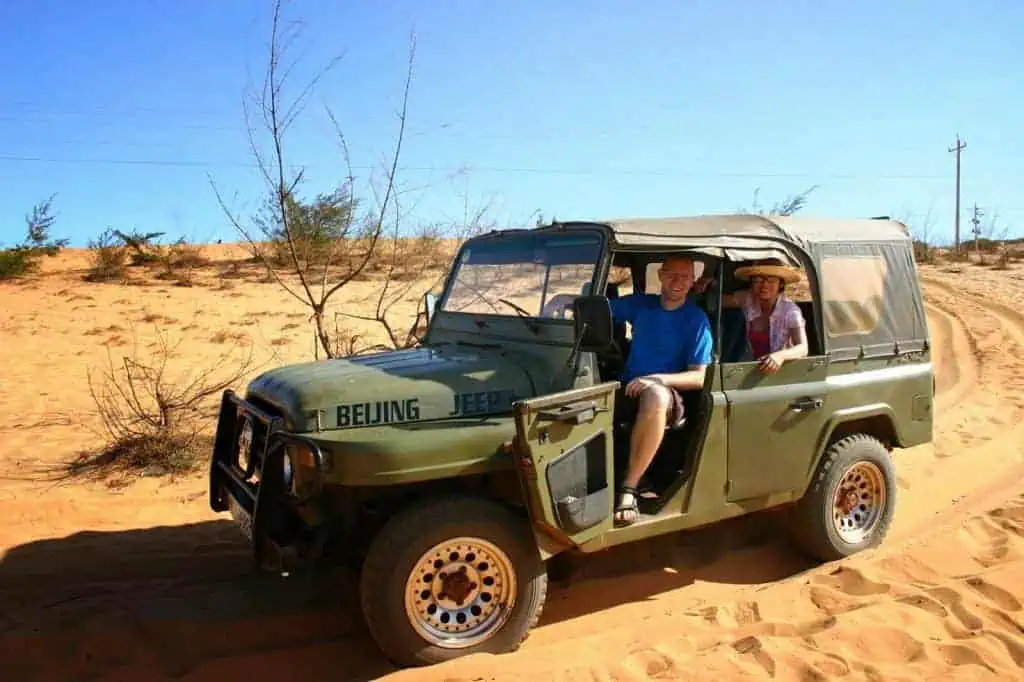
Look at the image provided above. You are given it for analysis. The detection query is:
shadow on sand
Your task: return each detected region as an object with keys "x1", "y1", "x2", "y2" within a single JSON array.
[{"x1": 0, "y1": 511, "x2": 813, "y2": 682}]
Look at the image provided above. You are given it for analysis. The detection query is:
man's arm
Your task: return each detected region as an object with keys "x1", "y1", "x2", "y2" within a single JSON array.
[
  {"x1": 650, "y1": 366, "x2": 708, "y2": 390},
  {"x1": 693, "y1": 276, "x2": 746, "y2": 308},
  {"x1": 607, "y1": 293, "x2": 637, "y2": 324}
]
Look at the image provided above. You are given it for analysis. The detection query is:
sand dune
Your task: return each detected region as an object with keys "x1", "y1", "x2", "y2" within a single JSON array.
[{"x1": 1, "y1": 248, "x2": 1022, "y2": 681}]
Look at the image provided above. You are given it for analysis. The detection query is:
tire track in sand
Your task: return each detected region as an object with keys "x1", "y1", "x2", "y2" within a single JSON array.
[
  {"x1": 924, "y1": 301, "x2": 980, "y2": 412},
  {"x1": 921, "y1": 279, "x2": 1024, "y2": 455}
]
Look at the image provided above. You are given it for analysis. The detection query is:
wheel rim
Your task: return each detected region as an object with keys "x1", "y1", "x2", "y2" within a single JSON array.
[
  {"x1": 832, "y1": 461, "x2": 887, "y2": 544},
  {"x1": 403, "y1": 537, "x2": 517, "y2": 649}
]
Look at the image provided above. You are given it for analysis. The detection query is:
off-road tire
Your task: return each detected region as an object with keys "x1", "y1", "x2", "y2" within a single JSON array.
[
  {"x1": 359, "y1": 495, "x2": 548, "y2": 668},
  {"x1": 790, "y1": 433, "x2": 896, "y2": 562}
]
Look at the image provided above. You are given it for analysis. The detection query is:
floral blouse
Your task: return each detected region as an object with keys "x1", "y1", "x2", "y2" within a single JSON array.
[{"x1": 735, "y1": 290, "x2": 806, "y2": 353}]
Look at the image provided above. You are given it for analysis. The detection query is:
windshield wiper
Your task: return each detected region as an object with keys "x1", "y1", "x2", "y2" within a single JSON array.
[
  {"x1": 431, "y1": 340, "x2": 503, "y2": 350},
  {"x1": 498, "y1": 298, "x2": 541, "y2": 335}
]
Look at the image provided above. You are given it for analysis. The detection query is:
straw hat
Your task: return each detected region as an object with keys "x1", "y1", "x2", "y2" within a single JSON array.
[{"x1": 734, "y1": 262, "x2": 802, "y2": 284}]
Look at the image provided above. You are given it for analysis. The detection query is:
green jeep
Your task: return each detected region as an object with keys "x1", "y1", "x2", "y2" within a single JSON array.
[{"x1": 208, "y1": 214, "x2": 933, "y2": 667}]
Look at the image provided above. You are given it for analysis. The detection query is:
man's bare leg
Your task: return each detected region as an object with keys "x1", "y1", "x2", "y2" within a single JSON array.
[{"x1": 615, "y1": 385, "x2": 670, "y2": 524}]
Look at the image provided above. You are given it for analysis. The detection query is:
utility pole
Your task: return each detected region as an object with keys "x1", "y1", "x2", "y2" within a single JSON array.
[{"x1": 949, "y1": 134, "x2": 967, "y2": 255}]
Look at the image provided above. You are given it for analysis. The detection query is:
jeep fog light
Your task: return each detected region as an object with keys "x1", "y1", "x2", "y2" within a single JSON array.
[{"x1": 282, "y1": 449, "x2": 295, "y2": 491}]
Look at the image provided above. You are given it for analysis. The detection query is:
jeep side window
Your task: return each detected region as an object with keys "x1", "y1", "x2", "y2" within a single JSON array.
[{"x1": 714, "y1": 259, "x2": 821, "y2": 365}]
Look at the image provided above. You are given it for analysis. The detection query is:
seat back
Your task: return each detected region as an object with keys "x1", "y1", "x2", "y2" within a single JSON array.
[
  {"x1": 797, "y1": 300, "x2": 821, "y2": 356},
  {"x1": 605, "y1": 283, "x2": 630, "y2": 358}
]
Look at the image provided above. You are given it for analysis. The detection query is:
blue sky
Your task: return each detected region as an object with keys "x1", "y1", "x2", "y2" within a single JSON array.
[{"x1": 0, "y1": 0, "x2": 1020, "y2": 249}]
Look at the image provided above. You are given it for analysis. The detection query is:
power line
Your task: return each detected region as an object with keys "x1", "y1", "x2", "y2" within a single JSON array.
[{"x1": 0, "y1": 153, "x2": 967, "y2": 180}]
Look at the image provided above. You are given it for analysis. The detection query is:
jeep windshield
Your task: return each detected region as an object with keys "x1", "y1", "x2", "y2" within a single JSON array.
[{"x1": 439, "y1": 231, "x2": 603, "y2": 320}]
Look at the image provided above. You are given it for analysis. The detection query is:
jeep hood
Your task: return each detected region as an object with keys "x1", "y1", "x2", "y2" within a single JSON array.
[{"x1": 244, "y1": 345, "x2": 538, "y2": 431}]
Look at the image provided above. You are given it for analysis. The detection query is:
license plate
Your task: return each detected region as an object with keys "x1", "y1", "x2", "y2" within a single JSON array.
[{"x1": 227, "y1": 494, "x2": 254, "y2": 543}]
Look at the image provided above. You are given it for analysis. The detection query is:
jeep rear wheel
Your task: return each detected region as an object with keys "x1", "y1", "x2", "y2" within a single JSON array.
[
  {"x1": 360, "y1": 496, "x2": 548, "y2": 668},
  {"x1": 790, "y1": 434, "x2": 896, "y2": 562}
]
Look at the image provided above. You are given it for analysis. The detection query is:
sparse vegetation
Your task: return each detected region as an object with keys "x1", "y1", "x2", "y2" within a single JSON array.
[
  {"x1": 74, "y1": 321, "x2": 255, "y2": 479},
  {"x1": 896, "y1": 205, "x2": 939, "y2": 265},
  {"x1": 85, "y1": 229, "x2": 208, "y2": 286},
  {"x1": 115, "y1": 229, "x2": 166, "y2": 265},
  {"x1": 740, "y1": 185, "x2": 819, "y2": 216},
  {"x1": 156, "y1": 239, "x2": 208, "y2": 286},
  {"x1": 0, "y1": 195, "x2": 69, "y2": 280}
]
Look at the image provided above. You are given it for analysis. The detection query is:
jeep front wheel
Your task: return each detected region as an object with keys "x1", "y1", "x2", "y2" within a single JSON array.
[
  {"x1": 790, "y1": 433, "x2": 896, "y2": 562},
  {"x1": 359, "y1": 496, "x2": 548, "y2": 668}
]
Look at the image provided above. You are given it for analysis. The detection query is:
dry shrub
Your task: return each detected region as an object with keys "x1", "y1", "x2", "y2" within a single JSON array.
[
  {"x1": 992, "y1": 246, "x2": 1013, "y2": 271},
  {"x1": 84, "y1": 228, "x2": 129, "y2": 283},
  {"x1": 75, "y1": 321, "x2": 255, "y2": 479},
  {"x1": 913, "y1": 240, "x2": 936, "y2": 264},
  {"x1": 329, "y1": 316, "x2": 370, "y2": 357},
  {"x1": 948, "y1": 249, "x2": 971, "y2": 263},
  {"x1": 219, "y1": 262, "x2": 248, "y2": 280},
  {"x1": 155, "y1": 239, "x2": 207, "y2": 287},
  {"x1": 167, "y1": 240, "x2": 206, "y2": 268},
  {"x1": 0, "y1": 249, "x2": 40, "y2": 280}
]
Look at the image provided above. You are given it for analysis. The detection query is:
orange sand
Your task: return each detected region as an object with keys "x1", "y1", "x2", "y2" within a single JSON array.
[{"x1": 1, "y1": 246, "x2": 1022, "y2": 681}]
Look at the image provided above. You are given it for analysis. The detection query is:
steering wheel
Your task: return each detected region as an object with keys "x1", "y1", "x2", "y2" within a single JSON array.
[{"x1": 539, "y1": 293, "x2": 577, "y2": 319}]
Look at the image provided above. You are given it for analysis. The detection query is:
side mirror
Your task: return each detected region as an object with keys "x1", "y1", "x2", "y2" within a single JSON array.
[
  {"x1": 572, "y1": 295, "x2": 613, "y2": 351},
  {"x1": 423, "y1": 292, "x2": 438, "y2": 325}
]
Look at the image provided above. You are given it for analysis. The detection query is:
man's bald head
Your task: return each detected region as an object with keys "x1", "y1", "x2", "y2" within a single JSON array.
[{"x1": 657, "y1": 255, "x2": 697, "y2": 306}]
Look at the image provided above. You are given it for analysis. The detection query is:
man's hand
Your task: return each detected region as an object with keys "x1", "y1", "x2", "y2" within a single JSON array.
[
  {"x1": 758, "y1": 352, "x2": 783, "y2": 375},
  {"x1": 692, "y1": 276, "x2": 713, "y2": 294},
  {"x1": 625, "y1": 375, "x2": 663, "y2": 397}
]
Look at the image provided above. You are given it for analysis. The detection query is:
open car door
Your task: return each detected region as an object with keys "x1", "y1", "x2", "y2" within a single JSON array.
[{"x1": 511, "y1": 381, "x2": 619, "y2": 545}]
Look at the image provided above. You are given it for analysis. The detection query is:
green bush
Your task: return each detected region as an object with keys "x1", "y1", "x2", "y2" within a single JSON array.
[{"x1": 0, "y1": 195, "x2": 68, "y2": 280}]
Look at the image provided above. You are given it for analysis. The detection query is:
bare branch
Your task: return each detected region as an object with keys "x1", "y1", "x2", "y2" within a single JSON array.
[
  {"x1": 209, "y1": 0, "x2": 419, "y2": 359},
  {"x1": 323, "y1": 31, "x2": 416, "y2": 301}
]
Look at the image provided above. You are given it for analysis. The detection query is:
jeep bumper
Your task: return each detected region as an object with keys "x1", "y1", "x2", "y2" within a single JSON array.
[{"x1": 208, "y1": 389, "x2": 326, "y2": 566}]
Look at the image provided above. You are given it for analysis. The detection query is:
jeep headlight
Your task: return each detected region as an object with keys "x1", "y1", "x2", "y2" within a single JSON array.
[{"x1": 237, "y1": 416, "x2": 254, "y2": 473}]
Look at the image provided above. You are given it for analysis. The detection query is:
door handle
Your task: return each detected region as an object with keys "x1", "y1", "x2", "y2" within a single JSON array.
[
  {"x1": 790, "y1": 396, "x2": 824, "y2": 412},
  {"x1": 537, "y1": 401, "x2": 607, "y2": 424}
]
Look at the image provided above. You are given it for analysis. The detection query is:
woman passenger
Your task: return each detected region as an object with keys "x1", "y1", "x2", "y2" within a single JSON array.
[{"x1": 696, "y1": 260, "x2": 809, "y2": 374}]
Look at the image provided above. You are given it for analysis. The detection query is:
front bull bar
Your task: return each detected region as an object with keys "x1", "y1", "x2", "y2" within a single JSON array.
[{"x1": 208, "y1": 389, "x2": 326, "y2": 567}]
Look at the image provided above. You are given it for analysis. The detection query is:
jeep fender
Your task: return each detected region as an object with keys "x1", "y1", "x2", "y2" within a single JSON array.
[{"x1": 802, "y1": 404, "x2": 902, "y2": 496}]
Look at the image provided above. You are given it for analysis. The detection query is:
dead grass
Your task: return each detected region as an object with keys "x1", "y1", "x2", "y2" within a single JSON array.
[
  {"x1": 210, "y1": 330, "x2": 248, "y2": 344},
  {"x1": 64, "y1": 432, "x2": 212, "y2": 482}
]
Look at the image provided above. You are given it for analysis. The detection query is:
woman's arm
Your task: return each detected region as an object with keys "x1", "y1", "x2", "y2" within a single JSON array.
[
  {"x1": 757, "y1": 311, "x2": 809, "y2": 374},
  {"x1": 693, "y1": 277, "x2": 746, "y2": 308},
  {"x1": 775, "y1": 324, "x2": 809, "y2": 360}
]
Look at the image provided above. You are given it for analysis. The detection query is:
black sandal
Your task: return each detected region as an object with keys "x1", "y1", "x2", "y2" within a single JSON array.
[{"x1": 614, "y1": 485, "x2": 639, "y2": 527}]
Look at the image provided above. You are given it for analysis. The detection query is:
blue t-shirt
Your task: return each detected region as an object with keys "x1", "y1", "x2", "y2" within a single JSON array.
[{"x1": 608, "y1": 294, "x2": 713, "y2": 383}]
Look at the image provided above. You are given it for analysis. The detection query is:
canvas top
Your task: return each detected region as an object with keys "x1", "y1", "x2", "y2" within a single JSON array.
[{"x1": 582, "y1": 214, "x2": 912, "y2": 248}]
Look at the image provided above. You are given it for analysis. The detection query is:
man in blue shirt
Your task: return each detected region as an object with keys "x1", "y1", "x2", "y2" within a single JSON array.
[{"x1": 607, "y1": 255, "x2": 713, "y2": 526}]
